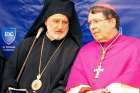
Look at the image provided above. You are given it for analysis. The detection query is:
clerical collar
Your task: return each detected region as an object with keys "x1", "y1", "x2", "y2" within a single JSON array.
[{"x1": 101, "y1": 32, "x2": 121, "y2": 48}]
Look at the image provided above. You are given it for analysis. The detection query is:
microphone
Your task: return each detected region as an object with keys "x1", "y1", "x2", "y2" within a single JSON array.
[
  {"x1": 16, "y1": 27, "x2": 44, "y2": 82},
  {"x1": 36, "y1": 27, "x2": 44, "y2": 39}
]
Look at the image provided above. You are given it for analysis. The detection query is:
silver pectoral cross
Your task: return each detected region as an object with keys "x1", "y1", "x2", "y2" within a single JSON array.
[{"x1": 94, "y1": 63, "x2": 104, "y2": 78}]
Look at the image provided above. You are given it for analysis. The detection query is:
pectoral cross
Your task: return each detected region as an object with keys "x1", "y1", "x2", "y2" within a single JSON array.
[{"x1": 94, "y1": 63, "x2": 104, "y2": 78}]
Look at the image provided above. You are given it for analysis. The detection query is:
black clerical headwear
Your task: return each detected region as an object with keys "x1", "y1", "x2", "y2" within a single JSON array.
[
  {"x1": 25, "y1": 0, "x2": 81, "y2": 46},
  {"x1": 44, "y1": 0, "x2": 72, "y2": 20}
]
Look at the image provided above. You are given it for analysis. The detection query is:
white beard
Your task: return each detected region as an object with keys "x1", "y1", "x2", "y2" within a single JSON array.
[{"x1": 46, "y1": 32, "x2": 65, "y2": 41}]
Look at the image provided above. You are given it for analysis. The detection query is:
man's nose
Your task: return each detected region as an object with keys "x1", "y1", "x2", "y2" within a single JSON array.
[{"x1": 58, "y1": 22, "x2": 63, "y2": 29}]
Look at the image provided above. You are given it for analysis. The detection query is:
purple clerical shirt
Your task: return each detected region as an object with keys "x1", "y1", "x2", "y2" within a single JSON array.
[{"x1": 66, "y1": 35, "x2": 140, "y2": 90}]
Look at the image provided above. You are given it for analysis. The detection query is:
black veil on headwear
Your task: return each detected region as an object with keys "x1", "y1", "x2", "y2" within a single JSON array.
[{"x1": 25, "y1": 0, "x2": 81, "y2": 46}]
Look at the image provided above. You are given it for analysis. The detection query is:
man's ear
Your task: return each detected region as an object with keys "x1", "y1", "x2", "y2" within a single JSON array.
[{"x1": 110, "y1": 18, "x2": 116, "y2": 28}]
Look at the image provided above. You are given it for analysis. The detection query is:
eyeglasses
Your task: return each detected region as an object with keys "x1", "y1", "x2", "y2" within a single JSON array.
[{"x1": 88, "y1": 19, "x2": 108, "y2": 25}]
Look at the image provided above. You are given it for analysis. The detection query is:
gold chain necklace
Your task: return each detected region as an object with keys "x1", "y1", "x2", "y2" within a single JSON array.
[
  {"x1": 94, "y1": 33, "x2": 121, "y2": 79},
  {"x1": 31, "y1": 35, "x2": 65, "y2": 92}
]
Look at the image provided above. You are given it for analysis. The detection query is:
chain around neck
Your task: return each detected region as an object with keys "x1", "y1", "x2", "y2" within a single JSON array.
[
  {"x1": 99, "y1": 33, "x2": 121, "y2": 53},
  {"x1": 94, "y1": 33, "x2": 121, "y2": 78},
  {"x1": 38, "y1": 35, "x2": 65, "y2": 79}
]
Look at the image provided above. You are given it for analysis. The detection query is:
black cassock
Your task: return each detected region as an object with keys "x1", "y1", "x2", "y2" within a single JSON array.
[
  {"x1": 2, "y1": 35, "x2": 80, "y2": 93},
  {"x1": 2, "y1": 0, "x2": 81, "y2": 92}
]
